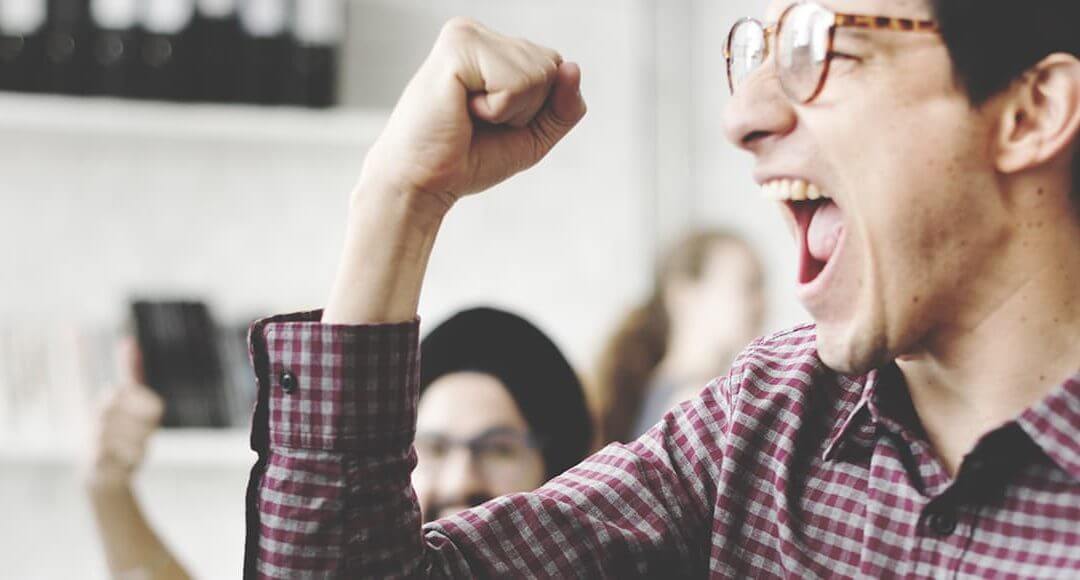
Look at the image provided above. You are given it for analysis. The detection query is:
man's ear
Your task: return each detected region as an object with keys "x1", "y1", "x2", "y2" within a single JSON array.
[{"x1": 995, "y1": 53, "x2": 1080, "y2": 176}]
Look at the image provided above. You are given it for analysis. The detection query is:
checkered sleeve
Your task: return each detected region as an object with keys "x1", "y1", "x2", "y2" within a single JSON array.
[
  {"x1": 417, "y1": 375, "x2": 730, "y2": 578},
  {"x1": 244, "y1": 310, "x2": 423, "y2": 579},
  {"x1": 244, "y1": 311, "x2": 731, "y2": 579}
]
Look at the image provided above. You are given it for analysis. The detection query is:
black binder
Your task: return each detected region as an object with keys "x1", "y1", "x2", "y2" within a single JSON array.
[
  {"x1": 284, "y1": 0, "x2": 343, "y2": 108},
  {"x1": 192, "y1": 0, "x2": 240, "y2": 102},
  {"x1": 0, "y1": 0, "x2": 47, "y2": 92},
  {"x1": 135, "y1": 0, "x2": 196, "y2": 101},
  {"x1": 42, "y1": 0, "x2": 92, "y2": 94},
  {"x1": 236, "y1": 0, "x2": 289, "y2": 105},
  {"x1": 88, "y1": 0, "x2": 139, "y2": 96}
]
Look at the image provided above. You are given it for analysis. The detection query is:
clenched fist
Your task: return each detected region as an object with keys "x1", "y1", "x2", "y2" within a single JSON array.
[
  {"x1": 324, "y1": 19, "x2": 586, "y2": 324},
  {"x1": 84, "y1": 338, "x2": 165, "y2": 490},
  {"x1": 358, "y1": 17, "x2": 588, "y2": 213}
]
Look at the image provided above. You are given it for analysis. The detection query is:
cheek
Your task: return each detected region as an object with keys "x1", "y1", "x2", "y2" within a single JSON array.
[
  {"x1": 863, "y1": 129, "x2": 995, "y2": 270},
  {"x1": 827, "y1": 85, "x2": 994, "y2": 260}
]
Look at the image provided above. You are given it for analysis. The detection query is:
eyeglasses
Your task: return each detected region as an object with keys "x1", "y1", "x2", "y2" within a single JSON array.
[
  {"x1": 725, "y1": 1, "x2": 939, "y2": 104},
  {"x1": 414, "y1": 428, "x2": 542, "y2": 480}
]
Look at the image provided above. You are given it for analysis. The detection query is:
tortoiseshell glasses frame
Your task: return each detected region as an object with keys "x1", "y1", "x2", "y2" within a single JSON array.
[{"x1": 724, "y1": 1, "x2": 940, "y2": 104}]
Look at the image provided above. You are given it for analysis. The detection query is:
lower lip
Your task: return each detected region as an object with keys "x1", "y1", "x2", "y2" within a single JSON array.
[{"x1": 795, "y1": 227, "x2": 847, "y2": 312}]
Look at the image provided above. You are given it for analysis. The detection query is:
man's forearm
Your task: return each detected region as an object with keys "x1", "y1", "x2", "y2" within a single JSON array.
[
  {"x1": 322, "y1": 180, "x2": 445, "y2": 325},
  {"x1": 248, "y1": 17, "x2": 590, "y2": 577}
]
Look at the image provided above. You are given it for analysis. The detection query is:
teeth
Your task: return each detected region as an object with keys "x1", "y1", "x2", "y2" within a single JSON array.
[
  {"x1": 760, "y1": 178, "x2": 830, "y2": 201},
  {"x1": 790, "y1": 180, "x2": 807, "y2": 201}
]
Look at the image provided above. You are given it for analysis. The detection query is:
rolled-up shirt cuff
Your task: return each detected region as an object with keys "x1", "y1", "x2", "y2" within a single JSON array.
[{"x1": 248, "y1": 310, "x2": 420, "y2": 453}]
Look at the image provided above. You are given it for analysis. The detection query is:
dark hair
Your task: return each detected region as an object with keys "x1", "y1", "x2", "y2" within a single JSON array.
[
  {"x1": 592, "y1": 230, "x2": 762, "y2": 444},
  {"x1": 420, "y1": 307, "x2": 592, "y2": 480},
  {"x1": 930, "y1": 0, "x2": 1080, "y2": 204}
]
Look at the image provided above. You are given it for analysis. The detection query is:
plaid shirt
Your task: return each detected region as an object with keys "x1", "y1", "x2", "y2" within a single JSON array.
[{"x1": 244, "y1": 311, "x2": 1080, "y2": 579}]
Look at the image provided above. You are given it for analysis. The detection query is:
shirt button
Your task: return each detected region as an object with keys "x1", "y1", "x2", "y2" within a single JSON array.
[
  {"x1": 280, "y1": 371, "x2": 298, "y2": 394},
  {"x1": 926, "y1": 510, "x2": 958, "y2": 536}
]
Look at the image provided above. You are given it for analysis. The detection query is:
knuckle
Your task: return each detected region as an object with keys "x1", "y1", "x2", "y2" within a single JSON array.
[
  {"x1": 532, "y1": 65, "x2": 553, "y2": 88},
  {"x1": 540, "y1": 57, "x2": 559, "y2": 77},
  {"x1": 528, "y1": 42, "x2": 562, "y2": 70},
  {"x1": 440, "y1": 16, "x2": 480, "y2": 41},
  {"x1": 523, "y1": 41, "x2": 561, "y2": 71}
]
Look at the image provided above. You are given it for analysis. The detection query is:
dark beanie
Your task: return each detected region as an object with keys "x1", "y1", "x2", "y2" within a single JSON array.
[{"x1": 420, "y1": 307, "x2": 593, "y2": 480}]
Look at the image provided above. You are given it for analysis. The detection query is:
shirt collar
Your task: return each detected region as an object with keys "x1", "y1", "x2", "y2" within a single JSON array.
[
  {"x1": 1016, "y1": 371, "x2": 1080, "y2": 481},
  {"x1": 822, "y1": 364, "x2": 1080, "y2": 482},
  {"x1": 821, "y1": 369, "x2": 878, "y2": 461}
]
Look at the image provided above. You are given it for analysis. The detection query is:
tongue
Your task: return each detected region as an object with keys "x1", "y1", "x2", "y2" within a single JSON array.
[{"x1": 807, "y1": 201, "x2": 844, "y2": 263}]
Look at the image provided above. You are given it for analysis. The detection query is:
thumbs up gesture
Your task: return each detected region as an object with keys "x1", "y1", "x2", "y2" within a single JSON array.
[{"x1": 85, "y1": 338, "x2": 166, "y2": 490}]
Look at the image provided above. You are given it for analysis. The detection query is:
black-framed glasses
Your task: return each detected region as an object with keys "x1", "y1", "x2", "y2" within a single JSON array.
[{"x1": 725, "y1": 1, "x2": 939, "y2": 104}]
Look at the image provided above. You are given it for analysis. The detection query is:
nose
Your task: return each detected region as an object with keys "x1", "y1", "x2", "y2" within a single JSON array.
[
  {"x1": 436, "y1": 447, "x2": 489, "y2": 508},
  {"x1": 721, "y1": 62, "x2": 798, "y2": 156}
]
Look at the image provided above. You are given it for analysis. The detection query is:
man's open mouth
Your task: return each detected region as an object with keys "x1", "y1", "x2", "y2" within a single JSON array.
[{"x1": 762, "y1": 179, "x2": 845, "y2": 286}]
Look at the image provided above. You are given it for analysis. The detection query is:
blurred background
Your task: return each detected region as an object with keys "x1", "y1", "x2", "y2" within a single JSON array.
[{"x1": 0, "y1": 0, "x2": 800, "y2": 577}]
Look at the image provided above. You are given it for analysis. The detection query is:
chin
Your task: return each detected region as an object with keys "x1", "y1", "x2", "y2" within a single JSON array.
[{"x1": 814, "y1": 319, "x2": 890, "y2": 376}]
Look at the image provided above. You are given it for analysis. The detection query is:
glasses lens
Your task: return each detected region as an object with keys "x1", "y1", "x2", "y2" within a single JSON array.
[
  {"x1": 727, "y1": 19, "x2": 767, "y2": 94},
  {"x1": 778, "y1": 2, "x2": 833, "y2": 102}
]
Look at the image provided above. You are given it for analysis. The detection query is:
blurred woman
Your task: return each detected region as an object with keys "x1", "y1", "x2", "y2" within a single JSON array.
[{"x1": 592, "y1": 229, "x2": 766, "y2": 444}]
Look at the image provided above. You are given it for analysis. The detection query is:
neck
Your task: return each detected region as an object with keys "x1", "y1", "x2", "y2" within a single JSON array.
[{"x1": 897, "y1": 203, "x2": 1080, "y2": 475}]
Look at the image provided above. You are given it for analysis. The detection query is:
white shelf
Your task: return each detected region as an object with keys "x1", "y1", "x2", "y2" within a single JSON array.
[
  {"x1": 0, "y1": 428, "x2": 256, "y2": 468},
  {"x1": 0, "y1": 92, "x2": 389, "y2": 147}
]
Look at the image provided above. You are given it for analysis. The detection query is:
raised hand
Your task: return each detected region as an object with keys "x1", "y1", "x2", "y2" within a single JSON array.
[
  {"x1": 85, "y1": 338, "x2": 165, "y2": 489},
  {"x1": 325, "y1": 19, "x2": 588, "y2": 325},
  {"x1": 357, "y1": 17, "x2": 588, "y2": 213}
]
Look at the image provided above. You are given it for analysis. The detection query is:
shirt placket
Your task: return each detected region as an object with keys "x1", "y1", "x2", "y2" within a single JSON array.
[{"x1": 861, "y1": 388, "x2": 958, "y2": 578}]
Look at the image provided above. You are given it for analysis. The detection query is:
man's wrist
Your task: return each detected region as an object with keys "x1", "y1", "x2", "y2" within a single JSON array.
[
  {"x1": 349, "y1": 172, "x2": 452, "y2": 235},
  {"x1": 323, "y1": 178, "x2": 445, "y2": 325}
]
